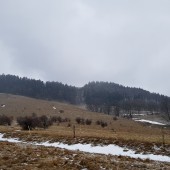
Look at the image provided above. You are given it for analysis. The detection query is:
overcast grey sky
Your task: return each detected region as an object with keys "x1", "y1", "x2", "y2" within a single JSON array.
[{"x1": 0, "y1": 0, "x2": 170, "y2": 95}]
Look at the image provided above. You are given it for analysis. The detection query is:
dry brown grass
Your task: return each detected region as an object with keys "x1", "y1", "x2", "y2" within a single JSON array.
[
  {"x1": 0, "y1": 93, "x2": 170, "y2": 152},
  {"x1": 0, "y1": 94, "x2": 170, "y2": 169},
  {"x1": 0, "y1": 141, "x2": 169, "y2": 170}
]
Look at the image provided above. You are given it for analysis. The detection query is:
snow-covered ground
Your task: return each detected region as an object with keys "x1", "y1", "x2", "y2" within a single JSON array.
[
  {"x1": 123, "y1": 113, "x2": 146, "y2": 116},
  {"x1": 132, "y1": 113, "x2": 146, "y2": 116},
  {"x1": 133, "y1": 118, "x2": 166, "y2": 125},
  {"x1": 0, "y1": 133, "x2": 170, "y2": 163}
]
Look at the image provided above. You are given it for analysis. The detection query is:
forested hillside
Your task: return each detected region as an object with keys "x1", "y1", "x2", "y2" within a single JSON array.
[
  {"x1": 83, "y1": 82, "x2": 165, "y2": 114},
  {"x1": 0, "y1": 74, "x2": 77, "y2": 104},
  {"x1": 0, "y1": 74, "x2": 169, "y2": 117}
]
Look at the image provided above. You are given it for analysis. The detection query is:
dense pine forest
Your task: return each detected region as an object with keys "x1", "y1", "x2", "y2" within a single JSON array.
[{"x1": 0, "y1": 74, "x2": 169, "y2": 118}]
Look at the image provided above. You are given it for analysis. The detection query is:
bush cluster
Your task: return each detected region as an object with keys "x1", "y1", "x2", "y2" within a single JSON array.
[
  {"x1": 96, "y1": 120, "x2": 108, "y2": 128},
  {"x1": 17, "y1": 115, "x2": 53, "y2": 130},
  {"x1": 85, "y1": 119, "x2": 92, "y2": 125},
  {"x1": 75, "y1": 117, "x2": 92, "y2": 125},
  {"x1": 50, "y1": 116, "x2": 70, "y2": 123},
  {"x1": 0, "y1": 115, "x2": 13, "y2": 126}
]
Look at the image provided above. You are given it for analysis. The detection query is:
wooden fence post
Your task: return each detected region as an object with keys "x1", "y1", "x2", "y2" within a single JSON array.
[
  {"x1": 161, "y1": 127, "x2": 165, "y2": 149},
  {"x1": 73, "y1": 125, "x2": 75, "y2": 138}
]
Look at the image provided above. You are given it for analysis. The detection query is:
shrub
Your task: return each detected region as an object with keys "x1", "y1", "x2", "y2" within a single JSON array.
[
  {"x1": 50, "y1": 116, "x2": 70, "y2": 123},
  {"x1": 76, "y1": 117, "x2": 81, "y2": 124},
  {"x1": 50, "y1": 116, "x2": 58, "y2": 123},
  {"x1": 38, "y1": 115, "x2": 53, "y2": 129},
  {"x1": 17, "y1": 116, "x2": 38, "y2": 130},
  {"x1": 75, "y1": 117, "x2": 92, "y2": 125},
  {"x1": 75, "y1": 117, "x2": 85, "y2": 124},
  {"x1": 96, "y1": 120, "x2": 101, "y2": 125},
  {"x1": 0, "y1": 115, "x2": 13, "y2": 126},
  {"x1": 101, "y1": 122, "x2": 108, "y2": 128},
  {"x1": 17, "y1": 115, "x2": 53, "y2": 130},
  {"x1": 96, "y1": 120, "x2": 108, "y2": 128},
  {"x1": 85, "y1": 119, "x2": 92, "y2": 125}
]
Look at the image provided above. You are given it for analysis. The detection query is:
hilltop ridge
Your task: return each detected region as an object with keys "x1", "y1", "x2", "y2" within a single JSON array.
[{"x1": 0, "y1": 74, "x2": 169, "y2": 116}]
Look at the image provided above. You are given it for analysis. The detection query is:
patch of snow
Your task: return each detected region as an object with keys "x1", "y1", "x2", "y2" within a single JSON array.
[
  {"x1": 35, "y1": 142, "x2": 170, "y2": 162},
  {"x1": 0, "y1": 134, "x2": 20, "y2": 143},
  {"x1": 53, "y1": 106, "x2": 56, "y2": 110},
  {"x1": 0, "y1": 133, "x2": 170, "y2": 163},
  {"x1": 123, "y1": 113, "x2": 146, "y2": 116},
  {"x1": 132, "y1": 118, "x2": 139, "y2": 120},
  {"x1": 132, "y1": 114, "x2": 146, "y2": 116},
  {"x1": 134, "y1": 119, "x2": 166, "y2": 125}
]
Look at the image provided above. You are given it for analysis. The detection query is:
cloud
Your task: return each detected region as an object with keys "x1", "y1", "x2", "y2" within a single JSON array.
[{"x1": 0, "y1": 0, "x2": 170, "y2": 95}]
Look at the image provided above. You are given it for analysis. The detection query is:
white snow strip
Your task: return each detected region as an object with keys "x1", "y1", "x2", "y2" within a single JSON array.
[
  {"x1": 123, "y1": 114, "x2": 146, "y2": 116},
  {"x1": 0, "y1": 133, "x2": 21, "y2": 143},
  {"x1": 134, "y1": 119, "x2": 166, "y2": 125},
  {"x1": 0, "y1": 133, "x2": 170, "y2": 163},
  {"x1": 132, "y1": 114, "x2": 146, "y2": 116}
]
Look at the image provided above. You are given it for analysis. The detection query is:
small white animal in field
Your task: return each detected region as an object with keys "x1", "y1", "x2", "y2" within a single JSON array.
[
  {"x1": 1, "y1": 104, "x2": 5, "y2": 108},
  {"x1": 53, "y1": 106, "x2": 56, "y2": 110}
]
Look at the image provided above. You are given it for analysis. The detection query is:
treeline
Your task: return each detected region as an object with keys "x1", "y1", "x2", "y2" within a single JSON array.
[
  {"x1": 0, "y1": 74, "x2": 77, "y2": 104},
  {"x1": 83, "y1": 82, "x2": 170, "y2": 120},
  {"x1": 83, "y1": 82, "x2": 165, "y2": 114},
  {"x1": 0, "y1": 74, "x2": 169, "y2": 118}
]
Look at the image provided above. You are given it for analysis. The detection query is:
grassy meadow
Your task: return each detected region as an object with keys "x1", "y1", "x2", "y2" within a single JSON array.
[{"x1": 0, "y1": 93, "x2": 170, "y2": 169}]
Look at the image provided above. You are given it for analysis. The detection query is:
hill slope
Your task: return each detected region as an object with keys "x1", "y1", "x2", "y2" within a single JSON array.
[{"x1": 0, "y1": 93, "x2": 109, "y2": 122}]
